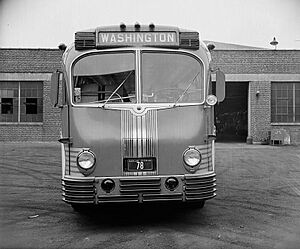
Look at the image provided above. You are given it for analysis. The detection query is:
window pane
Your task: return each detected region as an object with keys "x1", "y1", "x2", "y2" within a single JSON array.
[
  {"x1": 141, "y1": 52, "x2": 204, "y2": 103},
  {"x1": 295, "y1": 106, "x2": 300, "y2": 122},
  {"x1": 73, "y1": 52, "x2": 136, "y2": 104},
  {"x1": 25, "y1": 98, "x2": 38, "y2": 114},
  {"x1": 296, "y1": 83, "x2": 300, "y2": 122},
  {"x1": 1, "y1": 98, "x2": 13, "y2": 114},
  {"x1": 0, "y1": 82, "x2": 19, "y2": 122},
  {"x1": 271, "y1": 82, "x2": 295, "y2": 123},
  {"x1": 20, "y1": 82, "x2": 43, "y2": 122}
]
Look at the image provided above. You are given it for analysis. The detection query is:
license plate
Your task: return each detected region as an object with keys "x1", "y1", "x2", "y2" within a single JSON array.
[{"x1": 124, "y1": 158, "x2": 156, "y2": 172}]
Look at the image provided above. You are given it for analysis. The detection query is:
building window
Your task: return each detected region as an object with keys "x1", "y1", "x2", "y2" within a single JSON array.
[
  {"x1": 0, "y1": 81, "x2": 43, "y2": 123},
  {"x1": 271, "y1": 82, "x2": 300, "y2": 123},
  {"x1": 1, "y1": 98, "x2": 14, "y2": 114},
  {"x1": 25, "y1": 98, "x2": 38, "y2": 114}
]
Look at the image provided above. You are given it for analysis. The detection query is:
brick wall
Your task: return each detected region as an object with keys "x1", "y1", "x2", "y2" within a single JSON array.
[
  {"x1": 0, "y1": 49, "x2": 63, "y2": 142},
  {"x1": 0, "y1": 49, "x2": 62, "y2": 73},
  {"x1": 270, "y1": 125, "x2": 300, "y2": 145},
  {"x1": 0, "y1": 77, "x2": 61, "y2": 142},
  {"x1": 211, "y1": 50, "x2": 300, "y2": 144},
  {"x1": 248, "y1": 81, "x2": 271, "y2": 143},
  {"x1": 42, "y1": 79, "x2": 62, "y2": 141},
  {"x1": 211, "y1": 50, "x2": 300, "y2": 74}
]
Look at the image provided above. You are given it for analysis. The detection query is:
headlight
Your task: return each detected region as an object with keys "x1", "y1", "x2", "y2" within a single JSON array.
[
  {"x1": 206, "y1": 95, "x2": 217, "y2": 106},
  {"x1": 77, "y1": 150, "x2": 96, "y2": 170},
  {"x1": 183, "y1": 148, "x2": 201, "y2": 167}
]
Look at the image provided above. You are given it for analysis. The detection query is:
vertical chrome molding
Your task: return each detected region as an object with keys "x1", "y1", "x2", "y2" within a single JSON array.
[
  {"x1": 136, "y1": 49, "x2": 142, "y2": 103},
  {"x1": 121, "y1": 109, "x2": 158, "y2": 176},
  {"x1": 212, "y1": 140, "x2": 215, "y2": 172},
  {"x1": 61, "y1": 141, "x2": 66, "y2": 178}
]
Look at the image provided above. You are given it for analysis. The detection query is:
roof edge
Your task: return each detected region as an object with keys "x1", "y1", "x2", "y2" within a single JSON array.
[{"x1": 0, "y1": 48, "x2": 60, "y2": 51}]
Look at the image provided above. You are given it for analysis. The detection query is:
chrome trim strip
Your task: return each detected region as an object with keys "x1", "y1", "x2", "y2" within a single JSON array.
[
  {"x1": 98, "y1": 195, "x2": 139, "y2": 203},
  {"x1": 136, "y1": 49, "x2": 142, "y2": 103},
  {"x1": 62, "y1": 178, "x2": 95, "y2": 204},
  {"x1": 212, "y1": 140, "x2": 215, "y2": 171},
  {"x1": 142, "y1": 193, "x2": 183, "y2": 202},
  {"x1": 61, "y1": 142, "x2": 66, "y2": 178},
  {"x1": 121, "y1": 109, "x2": 158, "y2": 176},
  {"x1": 68, "y1": 47, "x2": 207, "y2": 108},
  {"x1": 65, "y1": 147, "x2": 86, "y2": 176}
]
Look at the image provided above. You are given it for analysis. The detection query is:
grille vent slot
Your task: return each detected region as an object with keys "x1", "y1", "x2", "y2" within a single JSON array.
[
  {"x1": 184, "y1": 174, "x2": 216, "y2": 201},
  {"x1": 62, "y1": 178, "x2": 95, "y2": 203},
  {"x1": 119, "y1": 177, "x2": 161, "y2": 193},
  {"x1": 75, "y1": 32, "x2": 96, "y2": 50},
  {"x1": 179, "y1": 32, "x2": 199, "y2": 49}
]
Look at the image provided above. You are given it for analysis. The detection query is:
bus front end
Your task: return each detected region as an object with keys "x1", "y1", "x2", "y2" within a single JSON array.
[{"x1": 54, "y1": 24, "x2": 224, "y2": 209}]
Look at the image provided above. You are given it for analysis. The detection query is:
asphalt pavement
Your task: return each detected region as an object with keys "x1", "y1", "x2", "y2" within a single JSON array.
[{"x1": 0, "y1": 142, "x2": 300, "y2": 249}]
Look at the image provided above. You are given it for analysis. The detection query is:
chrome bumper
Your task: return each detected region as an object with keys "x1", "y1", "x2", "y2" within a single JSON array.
[{"x1": 62, "y1": 173, "x2": 216, "y2": 204}]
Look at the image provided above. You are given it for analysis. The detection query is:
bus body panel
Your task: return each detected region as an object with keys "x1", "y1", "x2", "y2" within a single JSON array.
[
  {"x1": 157, "y1": 106, "x2": 206, "y2": 174},
  {"x1": 64, "y1": 105, "x2": 208, "y2": 177},
  {"x1": 68, "y1": 107, "x2": 122, "y2": 177}
]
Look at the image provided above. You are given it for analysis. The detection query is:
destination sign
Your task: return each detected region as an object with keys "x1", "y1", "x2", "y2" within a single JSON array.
[{"x1": 97, "y1": 32, "x2": 178, "y2": 47}]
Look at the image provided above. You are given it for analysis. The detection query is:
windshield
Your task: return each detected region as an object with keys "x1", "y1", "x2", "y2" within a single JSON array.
[
  {"x1": 141, "y1": 52, "x2": 204, "y2": 103},
  {"x1": 72, "y1": 52, "x2": 136, "y2": 104}
]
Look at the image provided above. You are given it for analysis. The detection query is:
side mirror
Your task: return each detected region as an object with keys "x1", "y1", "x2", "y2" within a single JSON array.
[
  {"x1": 216, "y1": 70, "x2": 225, "y2": 102},
  {"x1": 51, "y1": 71, "x2": 60, "y2": 107}
]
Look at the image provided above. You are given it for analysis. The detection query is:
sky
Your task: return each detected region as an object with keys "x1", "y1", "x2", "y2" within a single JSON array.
[{"x1": 0, "y1": 0, "x2": 299, "y2": 49}]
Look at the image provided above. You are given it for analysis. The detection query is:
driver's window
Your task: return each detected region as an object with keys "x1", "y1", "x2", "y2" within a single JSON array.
[
  {"x1": 72, "y1": 52, "x2": 136, "y2": 104},
  {"x1": 74, "y1": 71, "x2": 135, "y2": 103}
]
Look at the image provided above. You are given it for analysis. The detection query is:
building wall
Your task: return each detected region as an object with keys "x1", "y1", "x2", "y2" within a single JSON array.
[
  {"x1": 0, "y1": 73, "x2": 61, "y2": 141},
  {"x1": 0, "y1": 48, "x2": 63, "y2": 142},
  {"x1": 211, "y1": 50, "x2": 300, "y2": 144},
  {"x1": 270, "y1": 125, "x2": 300, "y2": 145},
  {"x1": 211, "y1": 50, "x2": 300, "y2": 74},
  {"x1": 1, "y1": 48, "x2": 300, "y2": 143},
  {"x1": 248, "y1": 81, "x2": 271, "y2": 143}
]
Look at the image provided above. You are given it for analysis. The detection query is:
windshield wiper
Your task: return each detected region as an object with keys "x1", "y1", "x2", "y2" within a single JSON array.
[
  {"x1": 101, "y1": 71, "x2": 133, "y2": 108},
  {"x1": 173, "y1": 72, "x2": 200, "y2": 107}
]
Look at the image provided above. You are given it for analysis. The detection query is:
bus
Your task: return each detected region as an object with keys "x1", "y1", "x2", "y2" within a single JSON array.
[{"x1": 51, "y1": 23, "x2": 225, "y2": 210}]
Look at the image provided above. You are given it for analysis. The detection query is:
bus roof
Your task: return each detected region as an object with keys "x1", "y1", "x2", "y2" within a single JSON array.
[{"x1": 74, "y1": 24, "x2": 200, "y2": 51}]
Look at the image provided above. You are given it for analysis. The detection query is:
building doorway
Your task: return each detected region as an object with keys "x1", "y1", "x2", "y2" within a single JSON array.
[{"x1": 214, "y1": 82, "x2": 248, "y2": 142}]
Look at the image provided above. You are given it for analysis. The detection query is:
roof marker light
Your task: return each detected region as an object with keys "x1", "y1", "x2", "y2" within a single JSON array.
[
  {"x1": 207, "y1": 43, "x2": 215, "y2": 51},
  {"x1": 58, "y1": 43, "x2": 67, "y2": 51},
  {"x1": 149, "y1": 23, "x2": 155, "y2": 30},
  {"x1": 134, "y1": 22, "x2": 141, "y2": 30},
  {"x1": 120, "y1": 23, "x2": 126, "y2": 31}
]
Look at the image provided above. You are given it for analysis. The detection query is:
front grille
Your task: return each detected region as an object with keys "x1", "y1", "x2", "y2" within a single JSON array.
[
  {"x1": 98, "y1": 194, "x2": 139, "y2": 203},
  {"x1": 179, "y1": 32, "x2": 199, "y2": 49},
  {"x1": 62, "y1": 178, "x2": 95, "y2": 203},
  {"x1": 119, "y1": 177, "x2": 161, "y2": 194},
  {"x1": 142, "y1": 193, "x2": 183, "y2": 202},
  {"x1": 64, "y1": 146, "x2": 85, "y2": 177},
  {"x1": 75, "y1": 32, "x2": 96, "y2": 50},
  {"x1": 121, "y1": 110, "x2": 158, "y2": 176},
  {"x1": 196, "y1": 143, "x2": 213, "y2": 170},
  {"x1": 184, "y1": 174, "x2": 216, "y2": 201}
]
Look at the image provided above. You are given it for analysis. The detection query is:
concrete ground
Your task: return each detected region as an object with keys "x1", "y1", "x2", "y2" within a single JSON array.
[{"x1": 0, "y1": 142, "x2": 300, "y2": 249}]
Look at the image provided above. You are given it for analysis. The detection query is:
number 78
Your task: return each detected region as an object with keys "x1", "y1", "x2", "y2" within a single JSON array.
[{"x1": 137, "y1": 161, "x2": 144, "y2": 170}]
